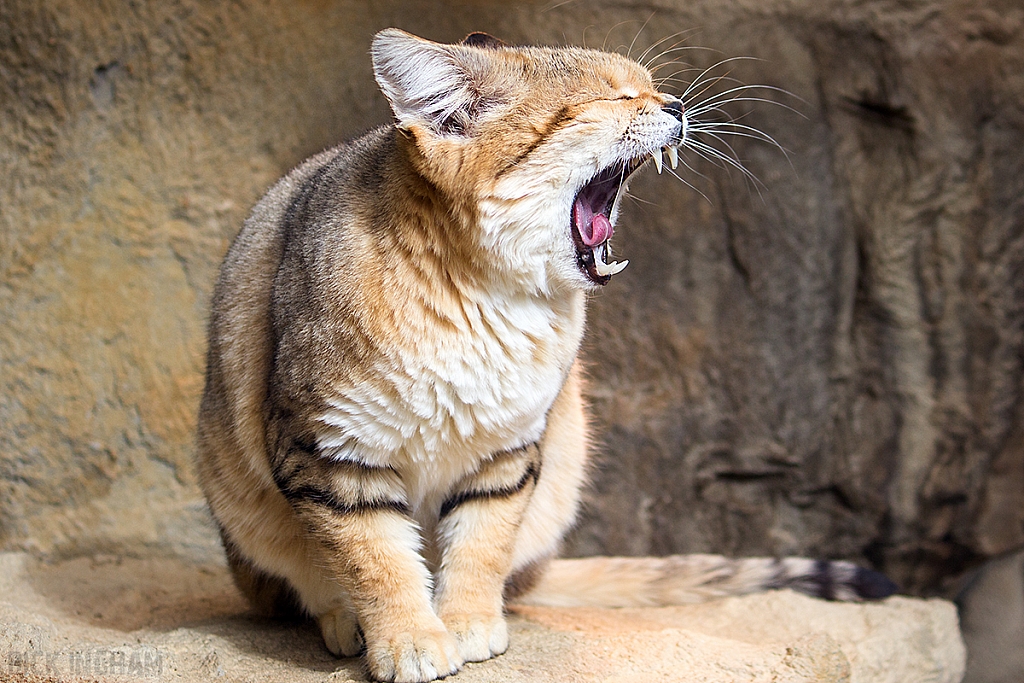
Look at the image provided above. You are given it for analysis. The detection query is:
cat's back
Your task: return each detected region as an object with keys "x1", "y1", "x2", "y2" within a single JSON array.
[
  {"x1": 216, "y1": 127, "x2": 391, "y2": 302},
  {"x1": 198, "y1": 128, "x2": 391, "y2": 484}
]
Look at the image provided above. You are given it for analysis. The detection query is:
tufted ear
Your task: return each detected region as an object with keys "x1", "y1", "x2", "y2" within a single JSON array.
[
  {"x1": 372, "y1": 29, "x2": 486, "y2": 136},
  {"x1": 461, "y1": 32, "x2": 506, "y2": 49}
]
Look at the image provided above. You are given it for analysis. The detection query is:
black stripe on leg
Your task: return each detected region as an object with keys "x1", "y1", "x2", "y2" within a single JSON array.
[
  {"x1": 269, "y1": 436, "x2": 318, "y2": 490},
  {"x1": 283, "y1": 484, "x2": 410, "y2": 516},
  {"x1": 271, "y1": 444, "x2": 409, "y2": 516},
  {"x1": 439, "y1": 460, "x2": 539, "y2": 520}
]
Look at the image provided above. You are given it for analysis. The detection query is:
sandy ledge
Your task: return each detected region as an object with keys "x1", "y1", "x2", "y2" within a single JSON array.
[{"x1": 0, "y1": 551, "x2": 964, "y2": 683}]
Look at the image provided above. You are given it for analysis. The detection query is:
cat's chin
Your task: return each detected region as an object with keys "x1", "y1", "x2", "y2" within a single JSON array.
[{"x1": 570, "y1": 158, "x2": 640, "y2": 285}]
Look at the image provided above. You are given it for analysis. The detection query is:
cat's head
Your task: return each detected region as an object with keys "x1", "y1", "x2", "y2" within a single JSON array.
[{"x1": 372, "y1": 28, "x2": 685, "y2": 293}]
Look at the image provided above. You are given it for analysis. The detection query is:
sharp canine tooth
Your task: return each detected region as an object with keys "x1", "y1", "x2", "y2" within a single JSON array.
[
  {"x1": 653, "y1": 150, "x2": 662, "y2": 174},
  {"x1": 594, "y1": 245, "x2": 611, "y2": 276},
  {"x1": 607, "y1": 259, "x2": 629, "y2": 276},
  {"x1": 667, "y1": 146, "x2": 678, "y2": 169},
  {"x1": 593, "y1": 244, "x2": 629, "y2": 277}
]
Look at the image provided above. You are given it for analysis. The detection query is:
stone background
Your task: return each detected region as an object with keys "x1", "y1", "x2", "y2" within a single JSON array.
[{"x1": 2, "y1": 0, "x2": 1022, "y2": 603}]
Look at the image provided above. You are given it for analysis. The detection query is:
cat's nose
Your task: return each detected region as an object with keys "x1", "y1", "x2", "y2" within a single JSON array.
[{"x1": 662, "y1": 99, "x2": 684, "y2": 123}]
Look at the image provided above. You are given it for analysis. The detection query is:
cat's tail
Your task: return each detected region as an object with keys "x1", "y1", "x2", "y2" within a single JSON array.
[{"x1": 514, "y1": 554, "x2": 898, "y2": 608}]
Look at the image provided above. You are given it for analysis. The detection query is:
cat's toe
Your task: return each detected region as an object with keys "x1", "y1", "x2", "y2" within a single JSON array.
[
  {"x1": 442, "y1": 613, "x2": 508, "y2": 663},
  {"x1": 365, "y1": 629, "x2": 461, "y2": 683},
  {"x1": 318, "y1": 607, "x2": 363, "y2": 658}
]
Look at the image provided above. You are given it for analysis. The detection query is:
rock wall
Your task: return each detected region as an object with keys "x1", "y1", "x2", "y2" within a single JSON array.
[{"x1": 1, "y1": 0, "x2": 1022, "y2": 596}]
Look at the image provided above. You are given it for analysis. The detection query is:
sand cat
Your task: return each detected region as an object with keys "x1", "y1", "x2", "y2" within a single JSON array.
[{"x1": 196, "y1": 28, "x2": 896, "y2": 683}]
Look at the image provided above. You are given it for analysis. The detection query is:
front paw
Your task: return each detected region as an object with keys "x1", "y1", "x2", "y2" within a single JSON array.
[
  {"x1": 365, "y1": 628, "x2": 461, "y2": 683},
  {"x1": 441, "y1": 613, "x2": 508, "y2": 663}
]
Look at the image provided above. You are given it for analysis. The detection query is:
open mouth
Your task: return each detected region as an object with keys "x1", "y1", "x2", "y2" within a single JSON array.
[
  {"x1": 571, "y1": 146, "x2": 681, "y2": 285},
  {"x1": 571, "y1": 160, "x2": 641, "y2": 285}
]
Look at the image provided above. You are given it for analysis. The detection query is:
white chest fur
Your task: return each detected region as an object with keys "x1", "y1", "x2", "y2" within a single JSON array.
[{"x1": 316, "y1": 287, "x2": 585, "y2": 507}]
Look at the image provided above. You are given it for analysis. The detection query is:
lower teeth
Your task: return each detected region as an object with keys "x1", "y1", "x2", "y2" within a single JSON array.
[{"x1": 593, "y1": 243, "x2": 628, "y2": 277}]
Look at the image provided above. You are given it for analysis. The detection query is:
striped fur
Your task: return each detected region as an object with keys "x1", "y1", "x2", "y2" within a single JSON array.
[
  {"x1": 196, "y1": 29, "x2": 894, "y2": 683},
  {"x1": 516, "y1": 555, "x2": 898, "y2": 608}
]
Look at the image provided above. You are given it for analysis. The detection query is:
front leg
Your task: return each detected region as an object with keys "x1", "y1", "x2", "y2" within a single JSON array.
[
  {"x1": 273, "y1": 447, "x2": 461, "y2": 683},
  {"x1": 433, "y1": 443, "x2": 540, "y2": 662}
]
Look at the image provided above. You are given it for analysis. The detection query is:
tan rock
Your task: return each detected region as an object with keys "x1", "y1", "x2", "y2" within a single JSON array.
[{"x1": 0, "y1": 551, "x2": 964, "y2": 683}]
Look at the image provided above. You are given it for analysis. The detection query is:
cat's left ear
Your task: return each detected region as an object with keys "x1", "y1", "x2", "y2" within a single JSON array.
[{"x1": 372, "y1": 29, "x2": 490, "y2": 136}]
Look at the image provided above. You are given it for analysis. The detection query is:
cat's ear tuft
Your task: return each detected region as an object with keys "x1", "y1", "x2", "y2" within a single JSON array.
[
  {"x1": 461, "y1": 32, "x2": 506, "y2": 49},
  {"x1": 372, "y1": 29, "x2": 484, "y2": 136}
]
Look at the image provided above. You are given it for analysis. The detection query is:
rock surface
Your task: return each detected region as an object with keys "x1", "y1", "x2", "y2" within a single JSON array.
[
  {"x1": 1, "y1": 0, "x2": 1022, "y2": 654},
  {"x1": 0, "y1": 548, "x2": 965, "y2": 683}
]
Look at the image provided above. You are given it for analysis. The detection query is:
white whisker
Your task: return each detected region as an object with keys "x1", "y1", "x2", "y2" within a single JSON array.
[
  {"x1": 686, "y1": 90, "x2": 805, "y2": 119},
  {"x1": 541, "y1": 0, "x2": 579, "y2": 11},
  {"x1": 626, "y1": 14, "x2": 657, "y2": 59},
  {"x1": 601, "y1": 19, "x2": 643, "y2": 52},
  {"x1": 685, "y1": 138, "x2": 766, "y2": 196},
  {"x1": 680, "y1": 57, "x2": 761, "y2": 100},
  {"x1": 689, "y1": 122, "x2": 790, "y2": 157},
  {"x1": 643, "y1": 43, "x2": 720, "y2": 71},
  {"x1": 638, "y1": 36, "x2": 801, "y2": 203},
  {"x1": 667, "y1": 164, "x2": 714, "y2": 205}
]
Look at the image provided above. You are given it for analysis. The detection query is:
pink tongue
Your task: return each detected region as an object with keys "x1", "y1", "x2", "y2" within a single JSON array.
[
  {"x1": 575, "y1": 202, "x2": 613, "y2": 247},
  {"x1": 588, "y1": 214, "x2": 612, "y2": 246}
]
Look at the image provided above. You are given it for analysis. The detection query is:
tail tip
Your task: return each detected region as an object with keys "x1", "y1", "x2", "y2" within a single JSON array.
[{"x1": 852, "y1": 566, "x2": 899, "y2": 600}]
